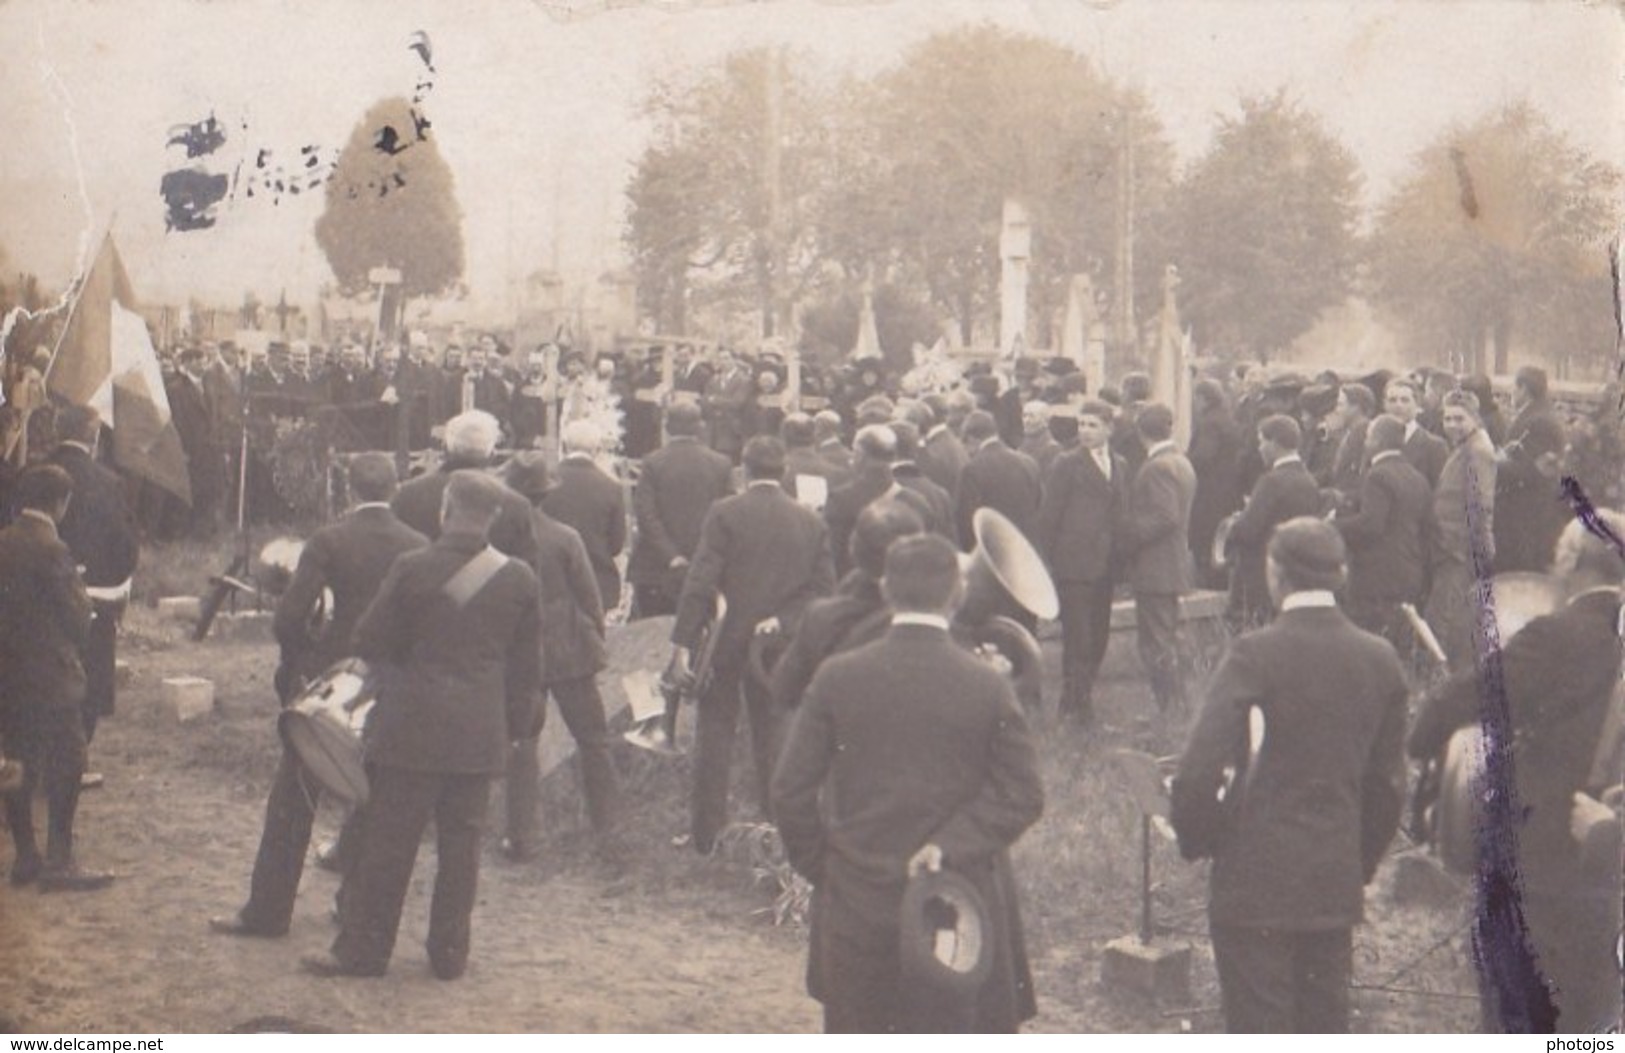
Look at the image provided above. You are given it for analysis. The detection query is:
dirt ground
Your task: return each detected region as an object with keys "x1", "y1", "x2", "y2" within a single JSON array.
[{"x1": 0, "y1": 603, "x2": 1482, "y2": 1034}]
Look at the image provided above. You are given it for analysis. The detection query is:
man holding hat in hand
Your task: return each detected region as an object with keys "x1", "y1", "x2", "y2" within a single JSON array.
[{"x1": 773, "y1": 533, "x2": 1044, "y2": 1033}]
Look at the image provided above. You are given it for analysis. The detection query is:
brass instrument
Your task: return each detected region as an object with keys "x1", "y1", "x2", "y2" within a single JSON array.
[{"x1": 957, "y1": 508, "x2": 1059, "y2": 707}]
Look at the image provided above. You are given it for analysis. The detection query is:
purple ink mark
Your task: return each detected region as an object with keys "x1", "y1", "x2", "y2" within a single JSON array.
[
  {"x1": 1463, "y1": 458, "x2": 1558, "y2": 1030},
  {"x1": 1562, "y1": 476, "x2": 1625, "y2": 561},
  {"x1": 159, "y1": 169, "x2": 228, "y2": 231},
  {"x1": 166, "y1": 114, "x2": 226, "y2": 159}
]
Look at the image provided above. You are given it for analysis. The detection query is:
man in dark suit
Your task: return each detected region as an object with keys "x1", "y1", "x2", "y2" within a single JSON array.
[
  {"x1": 917, "y1": 397, "x2": 969, "y2": 495},
  {"x1": 170, "y1": 346, "x2": 225, "y2": 537},
  {"x1": 671, "y1": 436, "x2": 835, "y2": 854},
  {"x1": 212, "y1": 454, "x2": 428, "y2": 938},
  {"x1": 771, "y1": 499, "x2": 924, "y2": 712},
  {"x1": 889, "y1": 421, "x2": 954, "y2": 541},
  {"x1": 1172, "y1": 518, "x2": 1407, "y2": 1032},
  {"x1": 1225, "y1": 414, "x2": 1322, "y2": 627},
  {"x1": 1333, "y1": 415, "x2": 1431, "y2": 654},
  {"x1": 628, "y1": 402, "x2": 734, "y2": 618},
  {"x1": 1409, "y1": 513, "x2": 1624, "y2": 1032},
  {"x1": 0, "y1": 466, "x2": 113, "y2": 891},
  {"x1": 823, "y1": 424, "x2": 901, "y2": 578},
  {"x1": 460, "y1": 346, "x2": 512, "y2": 429},
  {"x1": 813, "y1": 410, "x2": 854, "y2": 475},
  {"x1": 954, "y1": 410, "x2": 1042, "y2": 552},
  {"x1": 303, "y1": 471, "x2": 542, "y2": 980},
  {"x1": 391, "y1": 410, "x2": 537, "y2": 567},
  {"x1": 773, "y1": 534, "x2": 1045, "y2": 1033},
  {"x1": 1383, "y1": 377, "x2": 1448, "y2": 489},
  {"x1": 704, "y1": 348, "x2": 754, "y2": 462},
  {"x1": 541, "y1": 420, "x2": 628, "y2": 613},
  {"x1": 1494, "y1": 365, "x2": 1568, "y2": 574},
  {"x1": 1017, "y1": 401, "x2": 1063, "y2": 476},
  {"x1": 1035, "y1": 400, "x2": 1125, "y2": 724},
  {"x1": 782, "y1": 412, "x2": 846, "y2": 507},
  {"x1": 1122, "y1": 404, "x2": 1198, "y2": 714},
  {"x1": 1109, "y1": 372, "x2": 1153, "y2": 480},
  {"x1": 44, "y1": 406, "x2": 138, "y2": 752},
  {"x1": 502, "y1": 453, "x2": 621, "y2": 859}
]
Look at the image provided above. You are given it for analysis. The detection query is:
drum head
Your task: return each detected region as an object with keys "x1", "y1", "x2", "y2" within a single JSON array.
[{"x1": 278, "y1": 709, "x2": 369, "y2": 806}]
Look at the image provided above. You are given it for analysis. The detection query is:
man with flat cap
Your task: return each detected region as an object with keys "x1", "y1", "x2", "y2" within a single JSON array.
[
  {"x1": 304, "y1": 470, "x2": 542, "y2": 979},
  {"x1": 773, "y1": 533, "x2": 1045, "y2": 1033},
  {"x1": 670, "y1": 435, "x2": 834, "y2": 854},
  {"x1": 628, "y1": 401, "x2": 734, "y2": 619},
  {"x1": 212, "y1": 453, "x2": 427, "y2": 938},
  {"x1": 1172, "y1": 517, "x2": 1407, "y2": 1032}
]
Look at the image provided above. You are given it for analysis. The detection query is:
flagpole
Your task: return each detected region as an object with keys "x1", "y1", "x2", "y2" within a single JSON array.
[{"x1": 43, "y1": 213, "x2": 119, "y2": 388}]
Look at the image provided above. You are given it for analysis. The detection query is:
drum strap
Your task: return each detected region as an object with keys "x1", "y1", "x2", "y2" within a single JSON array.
[{"x1": 442, "y1": 546, "x2": 509, "y2": 610}]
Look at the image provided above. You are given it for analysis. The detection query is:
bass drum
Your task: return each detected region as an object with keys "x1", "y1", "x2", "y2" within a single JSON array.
[
  {"x1": 277, "y1": 660, "x2": 375, "y2": 806},
  {"x1": 1428, "y1": 572, "x2": 1566, "y2": 873}
]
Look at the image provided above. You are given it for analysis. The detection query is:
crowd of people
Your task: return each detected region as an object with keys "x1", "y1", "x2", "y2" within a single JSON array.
[{"x1": 0, "y1": 330, "x2": 1620, "y2": 1033}]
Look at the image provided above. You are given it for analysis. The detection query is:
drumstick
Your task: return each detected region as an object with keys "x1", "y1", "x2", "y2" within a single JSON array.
[{"x1": 1401, "y1": 603, "x2": 1448, "y2": 665}]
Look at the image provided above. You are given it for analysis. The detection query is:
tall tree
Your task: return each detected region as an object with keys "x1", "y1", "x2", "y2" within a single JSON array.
[
  {"x1": 314, "y1": 96, "x2": 465, "y2": 303},
  {"x1": 1170, "y1": 90, "x2": 1362, "y2": 362},
  {"x1": 833, "y1": 26, "x2": 1174, "y2": 346},
  {"x1": 624, "y1": 48, "x2": 829, "y2": 338},
  {"x1": 1368, "y1": 102, "x2": 1620, "y2": 375}
]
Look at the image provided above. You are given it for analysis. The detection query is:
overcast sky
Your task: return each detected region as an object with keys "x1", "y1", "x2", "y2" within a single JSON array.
[{"x1": 2, "y1": 0, "x2": 1620, "y2": 317}]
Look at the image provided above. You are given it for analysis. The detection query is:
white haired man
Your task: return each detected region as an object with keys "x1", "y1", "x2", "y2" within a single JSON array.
[
  {"x1": 540, "y1": 420, "x2": 628, "y2": 612},
  {"x1": 390, "y1": 411, "x2": 536, "y2": 566}
]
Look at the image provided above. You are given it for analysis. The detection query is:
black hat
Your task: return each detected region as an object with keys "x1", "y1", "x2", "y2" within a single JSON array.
[
  {"x1": 898, "y1": 869, "x2": 994, "y2": 995},
  {"x1": 1298, "y1": 383, "x2": 1339, "y2": 418},
  {"x1": 502, "y1": 451, "x2": 557, "y2": 500}
]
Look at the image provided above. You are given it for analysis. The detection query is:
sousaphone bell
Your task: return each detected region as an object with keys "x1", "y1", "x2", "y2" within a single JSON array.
[{"x1": 956, "y1": 508, "x2": 1059, "y2": 706}]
